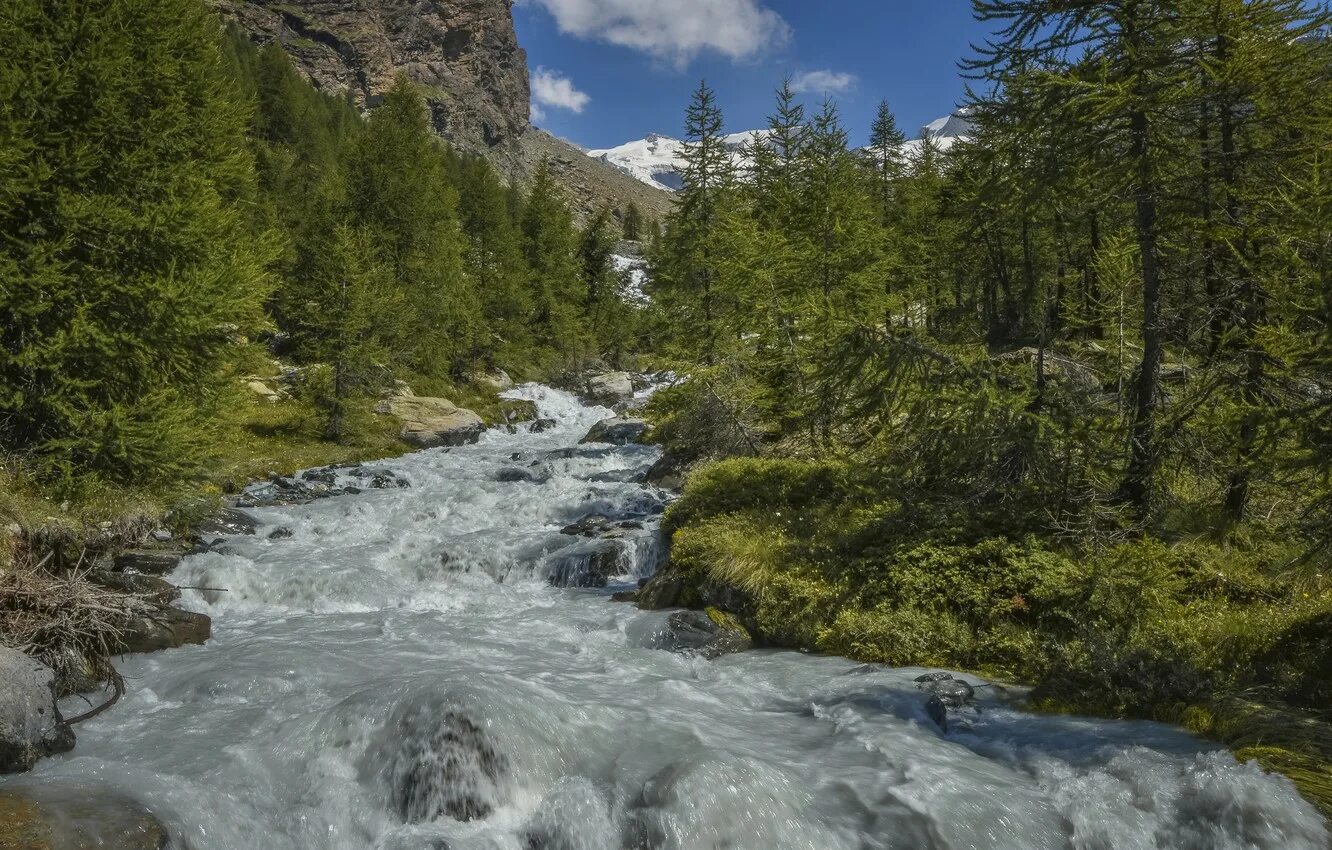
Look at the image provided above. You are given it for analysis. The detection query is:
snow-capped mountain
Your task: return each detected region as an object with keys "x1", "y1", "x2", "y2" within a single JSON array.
[
  {"x1": 587, "y1": 112, "x2": 973, "y2": 193},
  {"x1": 586, "y1": 130, "x2": 765, "y2": 193}
]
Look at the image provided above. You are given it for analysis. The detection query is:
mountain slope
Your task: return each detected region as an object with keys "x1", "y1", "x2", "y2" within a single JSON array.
[{"x1": 216, "y1": 0, "x2": 671, "y2": 221}]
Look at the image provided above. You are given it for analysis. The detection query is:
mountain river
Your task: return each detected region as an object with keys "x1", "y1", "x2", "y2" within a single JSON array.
[{"x1": 10, "y1": 385, "x2": 1329, "y2": 849}]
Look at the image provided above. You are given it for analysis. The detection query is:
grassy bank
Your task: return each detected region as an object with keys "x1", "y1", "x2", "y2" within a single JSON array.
[{"x1": 653, "y1": 457, "x2": 1332, "y2": 815}]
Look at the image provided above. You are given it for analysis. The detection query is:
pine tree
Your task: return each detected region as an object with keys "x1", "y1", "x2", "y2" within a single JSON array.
[
  {"x1": 864, "y1": 99, "x2": 908, "y2": 218},
  {"x1": 343, "y1": 77, "x2": 478, "y2": 380},
  {"x1": 622, "y1": 202, "x2": 644, "y2": 241},
  {"x1": 0, "y1": 0, "x2": 277, "y2": 482},
  {"x1": 522, "y1": 162, "x2": 588, "y2": 369},
  {"x1": 302, "y1": 225, "x2": 394, "y2": 441},
  {"x1": 654, "y1": 80, "x2": 736, "y2": 364}
]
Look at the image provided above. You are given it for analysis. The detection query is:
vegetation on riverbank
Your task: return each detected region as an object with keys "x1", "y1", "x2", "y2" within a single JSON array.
[{"x1": 640, "y1": 0, "x2": 1332, "y2": 814}]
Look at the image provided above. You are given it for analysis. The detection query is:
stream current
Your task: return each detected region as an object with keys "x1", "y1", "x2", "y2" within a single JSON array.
[{"x1": 18, "y1": 385, "x2": 1330, "y2": 849}]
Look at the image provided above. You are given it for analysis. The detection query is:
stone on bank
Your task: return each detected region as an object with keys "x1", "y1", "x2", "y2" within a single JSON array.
[{"x1": 0, "y1": 647, "x2": 75, "y2": 773}]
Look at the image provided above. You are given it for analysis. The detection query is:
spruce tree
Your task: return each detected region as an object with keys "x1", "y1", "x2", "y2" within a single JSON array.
[
  {"x1": 865, "y1": 100, "x2": 908, "y2": 219},
  {"x1": 622, "y1": 202, "x2": 644, "y2": 241},
  {"x1": 522, "y1": 162, "x2": 587, "y2": 369},
  {"x1": 654, "y1": 80, "x2": 736, "y2": 364},
  {"x1": 0, "y1": 0, "x2": 277, "y2": 482}
]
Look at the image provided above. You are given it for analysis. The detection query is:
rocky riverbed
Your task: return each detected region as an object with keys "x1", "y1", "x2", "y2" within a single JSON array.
[{"x1": 1, "y1": 381, "x2": 1327, "y2": 849}]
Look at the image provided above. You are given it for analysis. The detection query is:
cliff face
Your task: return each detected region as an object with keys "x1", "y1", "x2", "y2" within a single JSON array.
[
  {"x1": 218, "y1": 0, "x2": 672, "y2": 222},
  {"x1": 218, "y1": 0, "x2": 529, "y2": 155}
]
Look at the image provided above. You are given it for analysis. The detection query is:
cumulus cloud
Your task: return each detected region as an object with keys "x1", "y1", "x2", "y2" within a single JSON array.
[
  {"x1": 521, "y1": 0, "x2": 791, "y2": 67},
  {"x1": 790, "y1": 69, "x2": 858, "y2": 94},
  {"x1": 531, "y1": 67, "x2": 591, "y2": 117}
]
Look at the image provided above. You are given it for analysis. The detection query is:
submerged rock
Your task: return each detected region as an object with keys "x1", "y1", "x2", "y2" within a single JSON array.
[
  {"x1": 0, "y1": 787, "x2": 169, "y2": 849},
  {"x1": 658, "y1": 609, "x2": 753, "y2": 659},
  {"x1": 0, "y1": 648, "x2": 75, "y2": 773},
  {"x1": 579, "y1": 416, "x2": 648, "y2": 446},
  {"x1": 385, "y1": 702, "x2": 508, "y2": 823},
  {"x1": 523, "y1": 777, "x2": 615, "y2": 850}
]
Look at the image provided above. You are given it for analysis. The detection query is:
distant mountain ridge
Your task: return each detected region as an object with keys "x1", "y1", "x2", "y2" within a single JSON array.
[{"x1": 587, "y1": 111, "x2": 975, "y2": 193}]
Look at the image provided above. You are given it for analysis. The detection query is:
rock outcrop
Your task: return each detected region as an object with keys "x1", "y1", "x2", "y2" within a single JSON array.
[
  {"x1": 382, "y1": 393, "x2": 485, "y2": 449},
  {"x1": 579, "y1": 416, "x2": 648, "y2": 446},
  {"x1": 0, "y1": 648, "x2": 75, "y2": 773},
  {"x1": 216, "y1": 0, "x2": 529, "y2": 156},
  {"x1": 218, "y1": 0, "x2": 673, "y2": 222}
]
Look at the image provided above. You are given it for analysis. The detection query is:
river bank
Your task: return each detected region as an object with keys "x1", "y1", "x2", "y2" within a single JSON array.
[{"x1": 1, "y1": 382, "x2": 1327, "y2": 849}]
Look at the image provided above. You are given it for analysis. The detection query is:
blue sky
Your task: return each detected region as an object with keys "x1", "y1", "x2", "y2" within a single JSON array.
[{"x1": 513, "y1": 0, "x2": 1002, "y2": 149}]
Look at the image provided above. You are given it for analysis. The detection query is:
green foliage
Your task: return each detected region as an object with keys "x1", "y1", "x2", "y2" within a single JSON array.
[{"x1": 0, "y1": 0, "x2": 278, "y2": 483}]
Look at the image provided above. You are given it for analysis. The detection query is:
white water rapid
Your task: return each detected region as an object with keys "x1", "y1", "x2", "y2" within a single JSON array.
[{"x1": 16, "y1": 386, "x2": 1329, "y2": 849}]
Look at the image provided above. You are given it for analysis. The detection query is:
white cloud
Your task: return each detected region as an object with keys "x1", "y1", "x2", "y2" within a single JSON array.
[
  {"x1": 520, "y1": 0, "x2": 791, "y2": 67},
  {"x1": 790, "y1": 69, "x2": 858, "y2": 94},
  {"x1": 531, "y1": 67, "x2": 591, "y2": 115}
]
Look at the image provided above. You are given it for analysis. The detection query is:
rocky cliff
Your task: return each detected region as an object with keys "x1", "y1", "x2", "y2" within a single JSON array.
[{"x1": 216, "y1": 0, "x2": 671, "y2": 222}]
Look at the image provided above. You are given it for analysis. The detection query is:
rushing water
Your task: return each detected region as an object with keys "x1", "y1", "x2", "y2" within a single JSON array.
[{"x1": 16, "y1": 386, "x2": 1329, "y2": 849}]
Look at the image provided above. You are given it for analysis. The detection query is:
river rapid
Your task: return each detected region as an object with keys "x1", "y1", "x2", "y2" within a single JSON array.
[{"x1": 18, "y1": 385, "x2": 1330, "y2": 849}]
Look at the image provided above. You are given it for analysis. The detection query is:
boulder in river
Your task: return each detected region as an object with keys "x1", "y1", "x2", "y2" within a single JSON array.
[
  {"x1": 385, "y1": 702, "x2": 508, "y2": 823},
  {"x1": 113, "y1": 607, "x2": 211, "y2": 654},
  {"x1": 190, "y1": 507, "x2": 258, "y2": 543},
  {"x1": 384, "y1": 395, "x2": 485, "y2": 449},
  {"x1": 579, "y1": 416, "x2": 648, "y2": 446},
  {"x1": 0, "y1": 647, "x2": 75, "y2": 773},
  {"x1": 0, "y1": 787, "x2": 169, "y2": 849},
  {"x1": 584, "y1": 371, "x2": 634, "y2": 405},
  {"x1": 658, "y1": 609, "x2": 753, "y2": 659},
  {"x1": 89, "y1": 571, "x2": 180, "y2": 606},
  {"x1": 915, "y1": 673, "x2": 975, "y2": 708},
  {"x1": 112, "y1": 550, "x2": 180, "y2": 575}
]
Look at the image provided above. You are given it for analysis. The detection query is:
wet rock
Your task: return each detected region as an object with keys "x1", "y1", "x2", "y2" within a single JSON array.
[
  {"x1": 914, "y1": 671, "x2": 955, "y2": 683},
  {"x1": 610, "y1": 590, "x2": 638, "y2": 603},
  {"x1": 925, "y1": 695, "x2": 948, "y2": 733},
  {"x1": 0, "y1": 787, "x2": 169, "y2": 849},
  {"x1": 385, "y1": 703, "x2": 508, "y2": 824},
  {"x1": 496, "y1": 466, "x2": 549, "y2": 484},
  {"x1": 0, "y1": 648, "x2": 75, "y2": 773},
  {"x1": 915, "y1": 673, "x2": 975, "y2": 708},
  {"x1": 530, "y1": 417, "x2": 558, "y2": 433},
  {"x1": 89, "y1": 571, "x2": 180, "y2": 605},
  {"x1": 268, "y1": 526, "x2": 294, "y2": 540},
  {"x1": 584, "y1": 371, "x2": 634, "y2": 405},
  {"x1": 560, "y1": 514, "x2": 644, "y2": 538},
  {"x1": 191, "y1": 507, "x2": 258, "y2": 543},
  {"x1": 548, "y1": 541, "x2": 623, "y2": 588},
  {"x1": 579, "y1": 416, "x2": 648, "y2": 446},
  {"x1": 113, "y1": 607, "x2": 211, "y2": 654},
  {"x1": 613, "y1": 396, "x2": 650, "y2": 416},
  {"x1": 644, "y1": 449, "x2": 691, "y2": 490},
  {"x1": 635, "y1": 565, "x2": 685, "y2": 610},
  {"x1": 657, "y1": 609, "x2": 753, "y2": 659},
  {"x1": 112, "y1": 550, "x2": 180, "y2": 575}
]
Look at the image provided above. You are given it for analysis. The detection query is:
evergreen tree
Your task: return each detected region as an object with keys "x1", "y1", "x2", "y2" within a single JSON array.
[
  {"x1": 0, "y1": 0, "x2": 277, "y2": 482},
  {"x1": 622, "y1": 202, "x2": 644, "y2": 241},
  {"x1": 653, "y1": 80, "x2": 736, "y2": 364},
  {"x1": 343, "y1": 77, "x2": 478, "y2": 380},
  {"x1": 522, "y1": 162, "x2": 587, "y2": 369},
  {"x1": 864, "y1": 99, "x2": 908, "y2": 219}
]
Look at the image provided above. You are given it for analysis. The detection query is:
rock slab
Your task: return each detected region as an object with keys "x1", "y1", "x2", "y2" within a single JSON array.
[{"x1": 386, "y1": 395, "x2": 485, "y2": 449}]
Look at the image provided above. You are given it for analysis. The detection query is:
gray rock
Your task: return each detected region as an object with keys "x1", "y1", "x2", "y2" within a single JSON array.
[
  {"x1": 496, "y1": 466, "x2": 549, "y2": 484},
  {"x1": 635, "y1": 567, "x2": 684, "y2": 610},
  {"x1": 0, "y1": 648, "x2": 75, "y2": 773},
  {"x1": 113, "y1": 607, "x2": 211, "y2": 654},
  {"x1": 385, "y1": 703, "x2": 508, "y2": 824},
  {"x1": 111, "y1": 550, "x2": 180, "y2": 576},
  {"x1": 89, "y1": 571, "x2": 180, "y2": 605},
  {"x1": 192, "y1": 508, "x2": 258, "y2": 543},
  {"x1": 656, "y1": 610, "x2": 753, "y2": 659},
  {"x1": 925, "y1": 695, "x2": 948, "y2": 733},
  {"x1": 386, "y1": 395, "x2": 486, "y2": 449},
  {"x1": 530, "y1": 417, "x2": 558, "y2": 433},
  {"x1": 584, "y1": 371, "x2": 634, "y2": 405},
  {"x1": 916, "y1": 674, "x2": 975, "y2": 708},
  {"x1": 579, "y1": 416, "x2": 648, "y2": 446}
]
